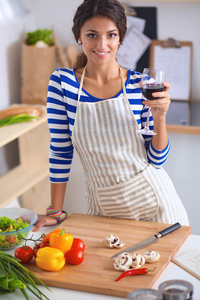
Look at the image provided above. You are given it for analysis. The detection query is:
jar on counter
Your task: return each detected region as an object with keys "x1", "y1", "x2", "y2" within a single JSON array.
[
  {"x1": 127, "y1": 288, "x2": 163, "y2": 299},
  {"x1": 158, "y1": 280, "x2": 193, "y2": 300}
]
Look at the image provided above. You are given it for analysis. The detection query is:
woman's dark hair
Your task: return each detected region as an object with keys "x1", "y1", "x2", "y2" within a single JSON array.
[{"x1": 72, "y1": 0, "x2": 127, "y2": 68}]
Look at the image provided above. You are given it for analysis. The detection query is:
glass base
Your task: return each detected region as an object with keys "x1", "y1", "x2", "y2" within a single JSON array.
[{"x1": 136, "y1": 128, "x2": 157, "y2": 136}]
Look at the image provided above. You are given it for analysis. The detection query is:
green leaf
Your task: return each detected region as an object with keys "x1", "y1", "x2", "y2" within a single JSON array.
[
  {"x1": 0, "y1": 276, "x2": 9, "y2": 290},
  {"x1": 26, "y1": 29, "x2": 54, "y2": 46},
  {"x1": 8, "y1": 277, "x2": 26, "y2": 290},
  {"x1": 0, "y1": 114, "x2": 38, "y2": 127},
  {"x1": 0, "y1": 251, "x2": 51, "y2": 299}
]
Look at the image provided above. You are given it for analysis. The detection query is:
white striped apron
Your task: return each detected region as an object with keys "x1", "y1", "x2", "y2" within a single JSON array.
[{"x1": 72, "y1": 67, "x2": 189, "y2": 225}]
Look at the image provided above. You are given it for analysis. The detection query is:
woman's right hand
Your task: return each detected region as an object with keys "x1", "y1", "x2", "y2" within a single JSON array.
[{"x1": 32, "y1": 214, "x2": 58, "y2": 232}]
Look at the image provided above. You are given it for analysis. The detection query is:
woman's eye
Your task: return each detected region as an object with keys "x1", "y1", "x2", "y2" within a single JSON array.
[
  {"x1": 87, "y1": 33, "x2": 97, "y2": 38},
  {"x1": 108, "y1": 33, "x2": 117, "y2": 38}
]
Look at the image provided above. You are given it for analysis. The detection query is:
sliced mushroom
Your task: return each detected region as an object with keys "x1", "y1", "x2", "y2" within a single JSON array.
[
  {"x1": 103, "y1": 234, "x2": 125, "y2": 248},
  {"x1": 103, "y1": 234, "x2": 119, "y2": 248},
  {"x1": 130, "y1": 252, "x2": 145, "y2": 269},
  {"x1": 114, "y1": 242, "x2": 126, "y2": 248},
  {"x1": 143, "y1": 250, "x2": 160, "y2": 263},
  {"x1": 113, "y1": 252, "x2": 133, "y2": 271},
  {"x1": 113, "y1": 252, "x2": 145, "y2": 271}
]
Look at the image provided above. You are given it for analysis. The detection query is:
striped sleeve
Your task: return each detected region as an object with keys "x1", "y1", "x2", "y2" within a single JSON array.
[
  {"x1": 47, "y1": 70, "x2": 74, "y2": 183},
  {"x1": 141, "y1": 109, "x2": 170, "y2": 168},
  {"x1": 140, "y1": 106, "x2": 170, "y2": 168},
  {"x1": 146, "y1": 140, "x2": 170, "y2": 168}
]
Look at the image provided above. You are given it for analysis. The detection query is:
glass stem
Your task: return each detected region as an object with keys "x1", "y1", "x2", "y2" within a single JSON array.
[{"x1": 145, "y1": 107, "x2": 151, "y2": 129}]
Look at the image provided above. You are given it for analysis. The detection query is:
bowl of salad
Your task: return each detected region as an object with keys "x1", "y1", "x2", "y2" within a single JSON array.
[{"x1": 0, "y1": 208, "x2": 38, "y2": 250}]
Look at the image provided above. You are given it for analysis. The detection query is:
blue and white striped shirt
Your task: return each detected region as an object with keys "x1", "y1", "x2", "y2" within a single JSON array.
[{"x1": 47, "y1": 68, "x2": 170, "y2": 183}]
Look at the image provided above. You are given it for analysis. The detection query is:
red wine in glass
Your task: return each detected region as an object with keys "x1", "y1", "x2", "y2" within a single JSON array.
[
  {"x1": 136, "y1": 68, "x2": 166, "y2": 135},
  {"x1": 141, "y1": 83, "x2": 164, "y2": 100}
]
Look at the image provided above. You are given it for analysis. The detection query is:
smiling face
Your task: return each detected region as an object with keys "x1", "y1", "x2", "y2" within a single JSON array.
[{"x1": 79, "y1": 16, "x2": 120, "y2": 66}]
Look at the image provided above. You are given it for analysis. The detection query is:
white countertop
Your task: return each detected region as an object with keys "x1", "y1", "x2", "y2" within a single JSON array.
[{"x1": 4, "y1": 226, "x2": 200, "y2": 300}]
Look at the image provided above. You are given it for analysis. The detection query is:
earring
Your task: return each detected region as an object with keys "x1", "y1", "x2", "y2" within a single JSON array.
[{"x1": 77, "y1": 40, "x2": 82, "y2": 45}]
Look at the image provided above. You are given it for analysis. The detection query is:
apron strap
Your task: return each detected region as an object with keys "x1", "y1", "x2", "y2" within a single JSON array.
[
  {"x1": 119, "y1": 66, "x2": 126, "y2": 96},
  {"x1": 72, "y1": 66, "x2": 86, "y2": 139},
  {"x1": 119, "y1": 67, "x2": 140, "y2": 130},
  {"x1": 77, "y1": 66, "x2": 86, "y2": 103}
]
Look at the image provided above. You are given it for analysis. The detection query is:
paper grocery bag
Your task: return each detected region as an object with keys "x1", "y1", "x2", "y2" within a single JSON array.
[{"x1": 21, "y1": 42, "x2": 56, "y2": 105}]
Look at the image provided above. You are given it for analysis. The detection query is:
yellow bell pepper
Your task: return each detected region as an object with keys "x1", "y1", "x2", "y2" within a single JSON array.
[
  {"x1": 49, "y1": 229, "x2": 73, "y2": 255},
  {"x1": 36, "y1": 247, "x2": 65, "y2": 271}
]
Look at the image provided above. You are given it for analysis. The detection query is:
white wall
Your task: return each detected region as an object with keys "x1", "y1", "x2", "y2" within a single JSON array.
[
  {"x1": 164, "y1": 133, "x2": 200, "y2": 234},
  {"x1": 1, "y1": 0, "x2": 200, "y2": 234}
]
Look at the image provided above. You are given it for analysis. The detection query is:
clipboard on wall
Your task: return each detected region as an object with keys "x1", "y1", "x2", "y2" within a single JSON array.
[{"x1": 149, "y1": 38, "x2": 193, "y2": 101}]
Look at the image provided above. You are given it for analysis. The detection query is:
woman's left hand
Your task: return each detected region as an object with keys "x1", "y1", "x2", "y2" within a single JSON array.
[{"x1": 142, "y1": 81, "x2": 171, "y2": 121}]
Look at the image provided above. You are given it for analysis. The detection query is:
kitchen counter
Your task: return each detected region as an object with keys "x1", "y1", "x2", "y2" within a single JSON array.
[{"x1": 4, "y1": 226, "x2": 200, "y2": 300}]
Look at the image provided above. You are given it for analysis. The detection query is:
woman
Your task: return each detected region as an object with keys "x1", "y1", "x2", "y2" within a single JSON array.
[{"x1": 33, "y1": 0, "x2": 189, "y2": 231}]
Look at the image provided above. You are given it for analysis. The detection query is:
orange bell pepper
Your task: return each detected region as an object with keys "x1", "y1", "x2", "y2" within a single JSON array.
[
  {"x1": 42, "y1": 228, "x2": 62, "y2": 243},
  {"x1": 36, "y1": 247, "x2": 65, "y2": 271},
  {"x1": 49, "y1": 229, "x2": 73, "y2": 255}
]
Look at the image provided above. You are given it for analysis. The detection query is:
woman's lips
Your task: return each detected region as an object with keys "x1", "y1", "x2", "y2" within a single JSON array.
[{"x1": 93, "y1": 51, "x2": 108, "y2": 57}]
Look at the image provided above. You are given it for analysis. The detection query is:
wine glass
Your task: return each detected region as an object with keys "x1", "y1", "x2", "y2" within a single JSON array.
[{"x1": 137, "y1": 68, "x2": 166, "y2": 135}]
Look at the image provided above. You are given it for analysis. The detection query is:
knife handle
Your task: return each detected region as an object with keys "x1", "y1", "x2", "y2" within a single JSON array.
[{"x1": 156, "y1": 222, "x2": 181, "y2": 238}]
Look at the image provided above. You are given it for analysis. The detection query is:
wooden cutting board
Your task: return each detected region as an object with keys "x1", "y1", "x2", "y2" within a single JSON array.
[{"x1": 28, "y1": 213, "x2": 191, "y2": 298}]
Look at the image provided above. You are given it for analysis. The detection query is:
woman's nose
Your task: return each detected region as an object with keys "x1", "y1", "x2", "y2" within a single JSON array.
[{"x1": 98, "y1": 36, "x2": 106, "y2": 48}]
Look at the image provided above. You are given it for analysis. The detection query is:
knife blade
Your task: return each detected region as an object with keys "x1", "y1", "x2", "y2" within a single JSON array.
[{"x1": 110, "y1": 222, "x2": 181, "y2": 259}]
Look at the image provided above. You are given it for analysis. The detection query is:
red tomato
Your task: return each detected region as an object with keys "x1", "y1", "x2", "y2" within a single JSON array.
[
  {"x1": 7, "y1": 236, "x2": 17, "y2": 243},
  {"x1": 72, "y1": 238, "x2": 85, "y2": 252},
  {"x1": 65, "y1": 248, "x2": 84, "y2": 265},
  {"x1": 14, "y1": 246, "x2": 34, "y2": 263},
  {"x1": 33, "y1": 242, "x2": 49, "y2": 258}
]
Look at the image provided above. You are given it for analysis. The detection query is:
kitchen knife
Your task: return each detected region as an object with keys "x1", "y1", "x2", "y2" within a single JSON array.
[{"x1": 110, "y1": 222, "x2": 181, "y2": 259}]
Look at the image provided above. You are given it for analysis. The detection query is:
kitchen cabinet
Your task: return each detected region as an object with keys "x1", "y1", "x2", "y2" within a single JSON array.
[{"x1": 0, "y1": 105, "x2": 50, "y2": 213}]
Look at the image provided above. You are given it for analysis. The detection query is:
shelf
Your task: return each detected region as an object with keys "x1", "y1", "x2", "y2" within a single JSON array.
[
  {"x1": 0, "y1": 104, "x2": 51, "y2": 211},
  {"x1": 167, "y1": 124, "x2": 200, "y2": 135},
  {"x1": 0, "y1": 107, "x2": 47, "y2": 147},
  {"x1": 0, "y1": 163, "x2": 49, "y2": 208}
]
